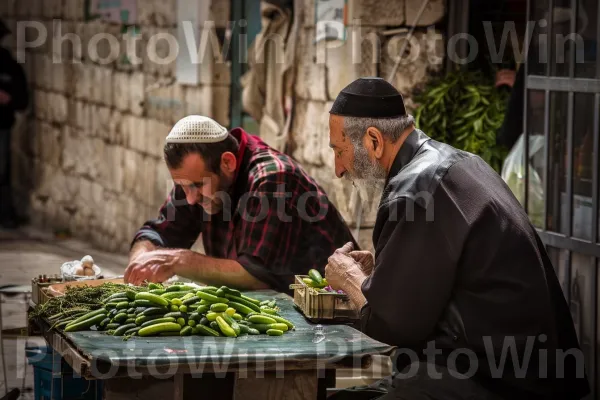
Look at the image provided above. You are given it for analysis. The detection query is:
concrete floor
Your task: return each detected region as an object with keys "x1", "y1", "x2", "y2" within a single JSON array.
[{"x1": 0, "y1": 226, "x2": 127, "y2": 398}]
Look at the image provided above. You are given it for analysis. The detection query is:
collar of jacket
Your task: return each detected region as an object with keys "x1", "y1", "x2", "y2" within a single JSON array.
[{"x1": 385, "y1": 128, "x2": 431, "y2": 186}]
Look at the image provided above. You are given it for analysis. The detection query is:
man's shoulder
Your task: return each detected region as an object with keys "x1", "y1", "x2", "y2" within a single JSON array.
[
  {"x1": 381, "y1": 138, "x2": 474, "y2": 208},
  {"x1": 246, "y1": 147, "x2": 320, "y2": 191}
]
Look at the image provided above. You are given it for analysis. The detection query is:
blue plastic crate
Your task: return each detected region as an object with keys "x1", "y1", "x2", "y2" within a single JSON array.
[{"x1": 26, "y1": 344, "x2": 103, "y2": 400}]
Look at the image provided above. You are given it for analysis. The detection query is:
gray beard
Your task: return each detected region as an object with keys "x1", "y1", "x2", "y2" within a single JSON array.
[{"x1": 345, "y1": 145, "x2": 387, "y2": 204}]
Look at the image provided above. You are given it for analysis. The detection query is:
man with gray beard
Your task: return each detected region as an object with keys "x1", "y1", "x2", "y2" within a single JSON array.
[{"x1": 324, "y1": 77, "x2": 589, "y2": 400}]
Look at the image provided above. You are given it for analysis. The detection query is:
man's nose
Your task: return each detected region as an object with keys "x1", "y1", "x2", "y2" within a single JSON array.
[
  {"x1": 185, "y1": 189, "x2": 200, "y2": 205},
  {"x1": 335, "y1": 162, "x2": 346, "y2": 179}
]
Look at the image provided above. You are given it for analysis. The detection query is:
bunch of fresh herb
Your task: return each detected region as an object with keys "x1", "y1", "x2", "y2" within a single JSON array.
[{"x1": 413, "y1": 69, "x2": 510, "y2": 173}]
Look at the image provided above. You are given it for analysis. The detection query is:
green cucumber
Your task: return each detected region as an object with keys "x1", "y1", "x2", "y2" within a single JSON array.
[
  {"x1": 106, "y1": 323, "x2": 121, "y2": 329},
  {"x1": 113, "y1": 323, "x2": 137, "y2": 336},
  {"x1": 165, "y1": 285, "x2": 181, "y2": 292},
  {"x1": 134, "y1": 299, "x2": 155, "y2": 307},
  {"x1": 225, "y1": 308, "x2": 236, "y2": 316},
  {"x1": 149, "y1": 289, "x2": 166, "y2": 295},
  {"x1": 141, "y1": 307, "x2": 168, "y2": 316},
  {"x1": 125, "y1": 327, "x2": 140, "y2": 335},
  {"x1": 104, "y1": 293, "x2": 128, "y2": 303},
  {"x1": 69, "y1": 309, "x2": 107, "y2": 326},
  {"x1": 206, "y1": 312, "x2": 220, "y2": 322},
  {"x1": 224, "y1": 295, "x2": 260, "y2": 312},
  {"x1": 113, "y1": 312, "x2": 128, "y2": 323},
  {"x1": 183, "y1": 296, "x2": 199, "y2": 305},
  {"x1": 135, "y1": 314, "x2": 164, "y2": 326},
  {"x1": 164, "y1": 311, "x2": 186, "y2": 319},
  {"x1": 189, "y1": 312, "x2": 201, "y2": 322},
  {"x1": 193, "y1": 324, "x2": 221, "y2": 337},
  {"x1": 179, "y1": 305, "x2": 188, "y2": 313},
  {"x1": 127, "y1": 307, "x2": 136, "y2": 314},
  {"x1": 248, "y1": 315, "x2": 277, "y2": 324},
  {"x1": 210, "y1": 303, "x2": 228, "y2": 313},
  {"x1": 125, "y1": 318, "x2": 136, "y2": 324},
  {"x1": 264, "y1": 314, "x2": 295, "y2": 330},
  {"x1": 238, "y1": 320, "x2": 250, "y2": 326},
  {"x1": 308, "y1": 269, "x2": 324, "y2": 285},
  {"x1": 260, "y1": 306, "x2": 278, "y2": 315},
  {"x1": 160, "y1": 291, "x2": 194, "y2": 300},
  {"x1": 216, "y1": 316, "x2": 237, "y2": 337},
  {"x1": 177, "y1": 318, "x2": 186, "y2": 326},
  {"x1": 228, "y1": 301, "x2": 255, "y2": 315},
  {"x1": 239, "y1": 324, "x2": 250, "y2": 334},
  {"x1": 64, "y1": 314, "x2": 106, "y2": 332},
  {"x1": 171, "y1": 298, "x2": 183, "y2": 306},
  {"x1": 125, "y1": 290, "x2": 137, "y2": 300},
  {"x1": 218, "y1": 286, "x2": 242, "y2": 298},
  {"x1": 140, "y1": 317, "x2": 176, "y2": 328},
  {"x1": 210, "y1": 321, "x2": 219, "y2": 331},
  {"x1": 180, "y1": 326, "x2": 193, "y2": 336},
  {"x1": 196, "y1": 291, "x2": 228, "y2": 304},
  {"x1": 148, "y1": 283, "x2": 162, "y2": 290},
  {"x1": 99, "y1": 317, "x2": 111, "y2": 327},
  {"x1": 188, "y1": 320, "x2": 197, "y2": 327},
  {"x1": 240, "y1": 294, "x2": 261, "y2": 305},
  {"x1": 135, "y1": 292, "x2": 169, "y2": 307},
  {"x1": 170, "y1": 305, "x2": 179, "y2": 312},
  {"x1": 196, "y1": 305, "x2": 210, "y2": 314},
  {"x1": 105, "y1": 302, "x2": 118, "y2": 310},
  {"x1": 249, "y1": 323, "x2": 288, "y2": 333},
  {"x1": 267, "y1": 329, "x2": 284, "y2": 336},
  {"x1": 232, "y1": 313, "x2": 242, "y2": 321},
  {"x1": 247, "y1": 327, "x2": 260, "y2": 335},
  {"x1": 221, "y1": 314, "x2": 241, "y2": 335},
  {"x1": 138, "y1": 322, "x2": 182, "y2": 337},
  {"x1": 199, "y1": 317, "x2": 209, "y2": 326}
]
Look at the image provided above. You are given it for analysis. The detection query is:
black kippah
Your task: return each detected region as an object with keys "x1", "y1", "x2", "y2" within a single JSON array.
[{"x1": 329, "y1": 77, "x2": 407, "y2": 118}]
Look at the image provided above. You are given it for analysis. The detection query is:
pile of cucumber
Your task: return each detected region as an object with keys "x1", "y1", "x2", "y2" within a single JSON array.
[{"x1": 57, "y1": 283, "x2": 295, "y2": 338}]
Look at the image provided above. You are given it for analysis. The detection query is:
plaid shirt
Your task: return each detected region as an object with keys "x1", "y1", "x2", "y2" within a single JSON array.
[{"x1": 132, "y1": 128, "x2": 357, "y2": 293}]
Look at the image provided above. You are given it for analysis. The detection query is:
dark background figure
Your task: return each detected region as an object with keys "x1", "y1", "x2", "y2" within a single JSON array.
[{"x1": 0, "y1": 19, "x2": 29, "y2": 229}]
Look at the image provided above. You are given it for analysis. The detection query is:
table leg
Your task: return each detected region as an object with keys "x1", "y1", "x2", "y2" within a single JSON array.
[
  {"x1": 233, "y1": 369, "x2": 318, "y2": 400},
  {"x1": 317, "y1": 369, "x2": 336, "y2": 400},
  {"x1": 0, "y1": 295, "x2": 7, "y2": 395}
]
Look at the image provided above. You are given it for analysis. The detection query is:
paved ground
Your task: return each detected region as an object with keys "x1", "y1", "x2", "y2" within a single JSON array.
[{"x1": 0, "y1": 226, "x2": 127, "y2": 398}]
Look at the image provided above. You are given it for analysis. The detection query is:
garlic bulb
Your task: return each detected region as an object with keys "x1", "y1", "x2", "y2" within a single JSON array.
[{"x1": 81, "y1": 255, "x2": 94, "y2": 269}]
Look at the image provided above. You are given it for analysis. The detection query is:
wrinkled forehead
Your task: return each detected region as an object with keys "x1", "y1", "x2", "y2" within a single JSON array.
[{"x1": 329, "y1": 114, "x2": 345, "y2": 137}]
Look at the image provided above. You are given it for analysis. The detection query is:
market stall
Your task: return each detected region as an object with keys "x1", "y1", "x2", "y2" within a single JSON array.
[{"x1": 29, "y1": 277, "x2": 394, "y2": 400}]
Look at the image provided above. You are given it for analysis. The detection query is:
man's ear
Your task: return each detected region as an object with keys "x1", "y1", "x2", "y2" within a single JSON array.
[
  {"x1": 365, "y1": 127, "x2": 385, "y2": 158},
  {"x1": 221, "y1": 152, "x2": 237, "y2": 174}
]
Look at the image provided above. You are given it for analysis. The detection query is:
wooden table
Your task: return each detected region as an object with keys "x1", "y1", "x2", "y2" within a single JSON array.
[{"x1": 36, "y1": 290, "x2": 395, "y2": 400}]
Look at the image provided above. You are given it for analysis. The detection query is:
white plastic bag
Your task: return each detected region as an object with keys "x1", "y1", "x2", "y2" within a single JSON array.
[{"x1": 501, "y1": 133, "x2": 545, "y2": 227}]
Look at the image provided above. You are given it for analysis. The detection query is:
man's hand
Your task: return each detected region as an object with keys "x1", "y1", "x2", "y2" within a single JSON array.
[
  {"x1": 349, "y1": 250, "x2": 375, "y2": 276},
  {"x1": 495, "y1": 69, "x2": 516, "y2": 88},
  {"x1": 124, "y1": 249, "x2": 182, "y2": 285},
  {"x1": 0, "y1": 90, "x2": 11, "y2": 105},
  {"x1": 325, "y1": 242, "x2": 368, "y2": 310}
]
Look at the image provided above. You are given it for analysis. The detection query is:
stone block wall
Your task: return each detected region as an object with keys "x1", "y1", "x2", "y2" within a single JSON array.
[
  {"x1": 1, "y1": 0, "x2": 231, "y2": 254},
  {"x1": 290, "y1": 0, "x2": 445, "y2": 251}
]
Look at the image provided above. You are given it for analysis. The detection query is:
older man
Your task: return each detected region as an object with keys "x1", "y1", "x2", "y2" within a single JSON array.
[
  {"x1": 325, "y1": 77, "x2": 589, "y2": 400},
  {"x1": 125, "y1": 115, "x2": 357, "y2": 294}
]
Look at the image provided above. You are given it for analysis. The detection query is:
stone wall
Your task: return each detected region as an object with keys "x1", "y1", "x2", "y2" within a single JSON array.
[
  {"x1": 290, "y1": 0, "x2": 445, "y2": 251},
  {"x1": 0, "y1": 0, "x2": 231, "y2": 254}
]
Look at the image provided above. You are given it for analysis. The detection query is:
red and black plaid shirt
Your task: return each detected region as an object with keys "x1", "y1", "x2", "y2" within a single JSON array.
[{"x1": 132, "y1": 128, "x2": 357, "y2": 293}]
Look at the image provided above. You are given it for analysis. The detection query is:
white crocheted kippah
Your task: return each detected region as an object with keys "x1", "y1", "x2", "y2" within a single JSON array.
[{"x1": 165, "y1": 115, "x2": 229, "y2": 143}]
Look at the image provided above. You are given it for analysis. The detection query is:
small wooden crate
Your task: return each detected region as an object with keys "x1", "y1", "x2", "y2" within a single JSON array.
[{"x1": 290, "y1": 275, "x2": 359, "y2": 323}]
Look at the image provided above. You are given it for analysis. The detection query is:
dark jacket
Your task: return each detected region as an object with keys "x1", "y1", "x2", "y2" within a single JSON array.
[
  {"x1": 361, "y1": 129, "x2": 590, "y2": 400},
  {"x1": 0, "y1": 47, "x2": 28, "y2": 129}
]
